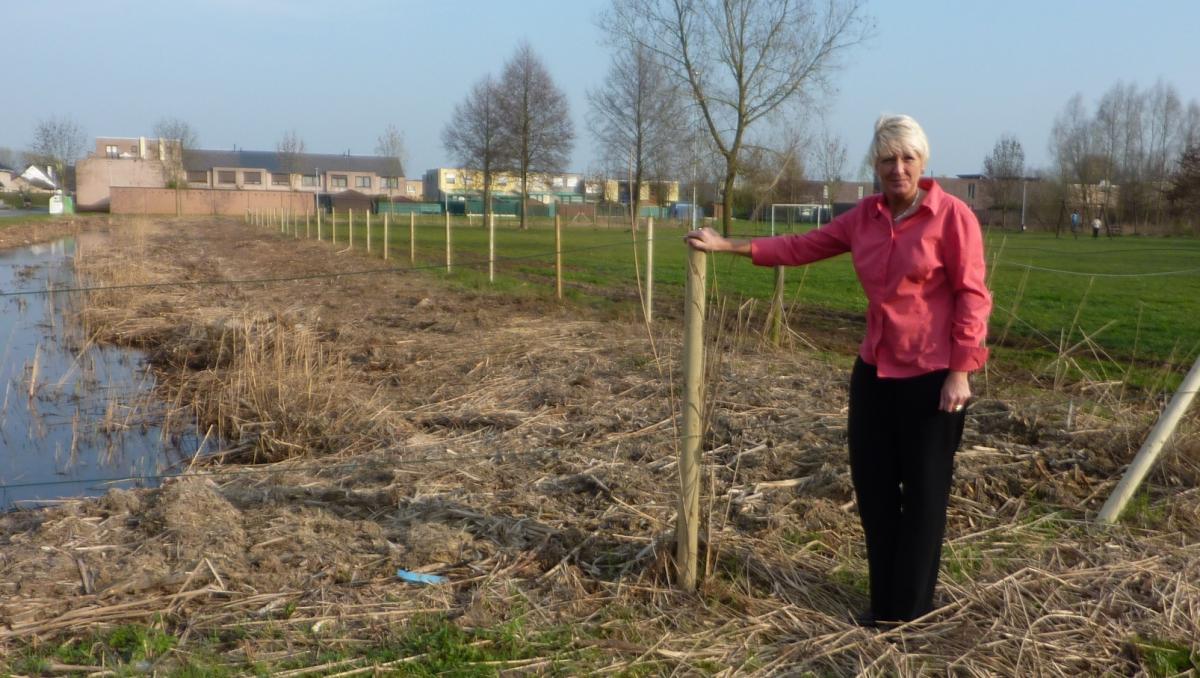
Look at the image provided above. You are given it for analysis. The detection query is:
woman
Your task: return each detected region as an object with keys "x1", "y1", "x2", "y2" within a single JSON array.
[{"x1": 685, "y1": 114, "x2": 992, "y2": 626}]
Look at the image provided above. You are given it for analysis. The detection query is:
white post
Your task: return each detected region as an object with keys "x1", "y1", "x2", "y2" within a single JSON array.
[
  {"x1": 410, "y1": 212, "x2": 415, "y2": 264},
  {"x1": 349, "y1": 209, "x2": 354, "y2": 249},
  {"x1": 644, "y1": 216, "x2": 654, "y2": 324},
  {"x1": 366, "y1": 210, "x2": 372, "y2": 253},
  {"x1": 1098, "y1": 355, "x2": 1200, "y2": 523},
  {"x1": 488, "y1": 213, "x2": 495, "y2": 283},
  {"x1": 384, "y1": 212, "x2": 389, "y2": 260},
  {"x1": 445, "y1": 210, "x2": 452, "y2": 272}
]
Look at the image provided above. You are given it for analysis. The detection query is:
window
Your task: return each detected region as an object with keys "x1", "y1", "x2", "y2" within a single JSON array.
[
  {"x1": 566, "y1": 177, "x2": 578, "y2": 187},
  {"x1": 381, "y1": 177, "x2": 400, "y2": 189},
  {"x1": 356, "y1": 176, "x2": 371, "y2": 189},
  {"x1": 498, "y1": 176, "x2": 508, "y2": 186},
  {"x1": 857, "y1": 186, "x2": 864, "y2": 199},
  {"x1": 105, "y1": 145, "x2": 119, "y2": 159},
  {"x1": 445, "y1": 172, "x2": 456, "y2": 185},
  {"x1": 272, "y1": 173, "x2": 290, "y2": 186},
  {"x1": 218, "y1": 170, "x2": 236, "y2": 184},
  {"x1": 243, "y1": 171, "x2": 261, "y2": 185},
  {"x1": 406, "y1": 184, "x2": 416, "y2": 195},
  {"x1": 331, "y1": 174, "x2": 348, "y2": 188},
  {"x1": 552, "y1": 177, "x2": 564, "y2": 187},
  {"x1": 967, "y1": 183, "x2": 976, "y2": 200},
  {"x1": 186, "y1": 170, "x2": 208, "y2": 183},
  {"x1": 301, "y1": 175, "x2": 318, "y2": 187}
]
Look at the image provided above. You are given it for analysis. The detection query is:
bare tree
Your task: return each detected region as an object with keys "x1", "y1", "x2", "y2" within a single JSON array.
[
  {"x1": 29, "y1": 115, "x2": 87, "y2": 189},
  {"x1": 1144, "y1": 80, "x2": 1183, "y2": 224},
  {"x1": 153, "y1": 117, "x2": 198, "y2": 189},
  {"x1": 588, "y1": 42, "x2": 684, "y2": 223},
  {"x1": 1050, "y1": 94, "x2": 1103, "y2": 235},
  {"x1": 375, "y1": 124, "x2": 407, "y2": 189},
  {"x1": 983, "y1": 134, "x2": 1024, "y2": 228},
  {"x1": 443, "y1": 74, "x2": 505, "y2": 225},
  {"x1": 0, "y1": 147, "x2": 18, "y2": 169},
  {"x1": 276, "y1": 129, "x2": 307, "y2": 178},
  {"x1": 811, "y1": 126, "x2": 847, "y2": 209},
  {"x1": 496, "y1": 41, "x2": 576, "y2": 230},
  {"x1": 604, "y1": 0, "x2": 871, "y2": 235}
]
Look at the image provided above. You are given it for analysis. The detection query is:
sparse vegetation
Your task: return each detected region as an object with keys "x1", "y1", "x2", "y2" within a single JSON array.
[{"x1": 0, "y1": 215, "x2": 1197, "y2": 675}]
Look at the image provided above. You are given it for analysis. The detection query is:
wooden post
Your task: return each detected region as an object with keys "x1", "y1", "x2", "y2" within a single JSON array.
[
  {"x1": 317, "y1": 206, "x2": 323, "y2": 241},
  {"x1": 769, "y1": 266, "x2": 786, "y2": 346},
  {"x1": 445, "y1": 210, "x2": 452, "y2": 272},
  {"x1": 306, "y1": 209, "x2": 310, "y2": 239},
  {"x1": 488, "y1": 213, "x2": 495, "y2": 282},
  {"x1": 349, "y1": 209, "x2": 354, "y2": 249},
  {"x1": 384, "y1": 212, "x2": 389, "y2": 260},
  {"x1": 1098, "y1": 354, "x2": 1200, "y2": 523},
  {"x1": 331, "y1": 209, "x2": 337, "y2": 245},
  {"x1": 645, "y1": 216, "x2": 654, "y2": 324},
  {"x1": 555, "y1": 213, "x2": 563, "y2": 300},
  {"x1": 410, "y1": 212, "x2": 415, "y2": 264},
  {"x1": 677, "y1": 247, "x2": 707, "y2": 591}
]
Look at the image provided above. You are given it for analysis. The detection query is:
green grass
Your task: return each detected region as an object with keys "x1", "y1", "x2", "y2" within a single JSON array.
[
  {"x1": 283, "y1": 215, "x2": 1200, "y2": 384},
  {"x1": 4, "y1": 615, "x2": 605, "y2": 676},
  {"x1": 1131, "y1": 635, "x2": 1200, "y2": 677}
]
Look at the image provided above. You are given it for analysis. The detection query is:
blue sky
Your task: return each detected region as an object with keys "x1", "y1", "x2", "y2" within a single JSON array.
[{"x1": 2, "y1": 0, "x2": 1197, "y2": 178}]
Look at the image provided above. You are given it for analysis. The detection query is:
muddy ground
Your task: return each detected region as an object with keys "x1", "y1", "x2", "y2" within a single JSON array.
[{"x1": 1, "y1": 216, "x2": 1198, "y2": 675}]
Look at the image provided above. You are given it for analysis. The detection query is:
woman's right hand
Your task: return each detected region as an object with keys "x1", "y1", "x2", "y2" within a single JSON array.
[{"x1": 684, "y1": 227, "x2": 750, "y2": 255}]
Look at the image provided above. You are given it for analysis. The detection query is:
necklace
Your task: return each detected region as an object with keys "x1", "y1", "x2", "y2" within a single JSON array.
[{"x1": 894, "y1": 189, "x2": 922, "y2": 222}]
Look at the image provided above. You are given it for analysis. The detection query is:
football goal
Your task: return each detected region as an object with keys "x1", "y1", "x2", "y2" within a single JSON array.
[{"x1": 769, "y1": 203, "x2": 828, "y2": 235}]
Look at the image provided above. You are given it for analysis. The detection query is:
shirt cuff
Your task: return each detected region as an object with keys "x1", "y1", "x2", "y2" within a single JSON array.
[{"x1": 950, "y1": 345, "x2": 989, "y2": 372}]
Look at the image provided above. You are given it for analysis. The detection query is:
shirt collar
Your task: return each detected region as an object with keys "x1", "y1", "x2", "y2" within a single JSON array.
[{"x1": 873, "y1": 177, "x2": 945, "y2": 220}]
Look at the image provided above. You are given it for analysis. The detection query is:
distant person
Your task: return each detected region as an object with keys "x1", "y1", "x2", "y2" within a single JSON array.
[
  {"x1": 1070, "y1": 209, "x2": 1081, "y2": 238},
  {"x1": 685, "y1": 114, "x2": 992, "y2": 627},
  {"x1": 1092, "y1": 215, "x2": 1101, "y2": 238}
]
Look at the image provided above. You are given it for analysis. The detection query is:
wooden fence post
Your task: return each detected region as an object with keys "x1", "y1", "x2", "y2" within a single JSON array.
[
  {"x1": 769, "y1": 266, "x2": 786, "y2": 346},
  {"x1": 366, "y1": 211, "x2": 372, "y2": 253},
  {"x1": 410, "y1": 212, "x2": 416, "y2": 264},
  {"x1": 317, "y1": 206, "x2": 322, "y2": 241},
  {"x1": 445, "y1": 210, "x2": 452, "y2": 272},
  {"x1": 555, "y1": 213, "x2": 563, "y2": 300},
  {"x1": 489, "y1": 212, "x2": 495, "y2": 283},
  {"x1": 349, "y1": 209, "x2": 354, "y2": 249},
  {"x1": 1098, "y1": 354, "x2": 1200, "y2": 523},
  {"x1": 677, "y1": 247, "x2": 707, "y2": 590},
  {"x1": 332, "y1": 209, "x2": 337, "y2": 246},
  {"x1": 384, "y1": 212, "x2": 389, "y2": 260},
  {"x1": 306, "y1": 209, "x2": 311, "y2": 239},
  {"x1": 645, "y1": 216, "x2": 654, "y2": 324}
]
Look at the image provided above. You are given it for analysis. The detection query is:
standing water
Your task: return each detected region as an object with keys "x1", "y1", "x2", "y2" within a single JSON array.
[{"x1": 0, "y1": 237, "x2": 204, "y2": 510}]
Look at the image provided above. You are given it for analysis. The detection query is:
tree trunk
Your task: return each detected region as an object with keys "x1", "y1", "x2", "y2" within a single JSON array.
[{"x1": 721, "y1": 165, "x2": 737, "y2": 237}]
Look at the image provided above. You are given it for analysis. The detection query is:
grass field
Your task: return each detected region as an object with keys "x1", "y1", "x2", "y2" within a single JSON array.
[{"x1": 319, "y1": 213, "x2": 1200, "y2": 385}]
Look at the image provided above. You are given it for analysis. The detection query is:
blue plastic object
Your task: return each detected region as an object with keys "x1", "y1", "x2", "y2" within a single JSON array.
[{"x1": 396, "y1": 569, "x2": 448, "y2": 585}]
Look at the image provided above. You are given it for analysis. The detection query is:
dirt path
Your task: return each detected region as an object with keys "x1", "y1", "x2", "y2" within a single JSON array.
[{"x1": 1, "y1": 216, "x2": 1197, "y2": 675}]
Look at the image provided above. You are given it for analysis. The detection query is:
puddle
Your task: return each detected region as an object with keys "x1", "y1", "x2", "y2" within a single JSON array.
[{"x1": 0, "y1": 237, "x2": 207, "y2": 510}]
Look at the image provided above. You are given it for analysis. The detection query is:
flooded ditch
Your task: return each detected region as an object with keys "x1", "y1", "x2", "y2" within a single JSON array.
[{"x1": 0, "y1": 236, "x2": 206, "y2": 510}]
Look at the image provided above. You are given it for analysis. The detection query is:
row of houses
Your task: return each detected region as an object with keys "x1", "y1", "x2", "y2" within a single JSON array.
[
  {"x1": 78, "y1": 134, "x2": 1114, "y2": 227},
  {"x1": 76, "y1": 136, "x2": 682, "y2": 216}
]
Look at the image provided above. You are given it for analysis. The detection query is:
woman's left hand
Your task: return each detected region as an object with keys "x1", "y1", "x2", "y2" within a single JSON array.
[{"x1": 940, "y1": 370, "x2": 971, "y2": 413}]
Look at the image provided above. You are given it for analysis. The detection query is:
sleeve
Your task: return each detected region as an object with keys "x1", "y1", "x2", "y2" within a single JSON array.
[
  {"x1": 943, "y1": 205, "x2": 993, "y2": 371},
  {"x1": 750, "y1": 208, "x2": 854, "y2": 267}
]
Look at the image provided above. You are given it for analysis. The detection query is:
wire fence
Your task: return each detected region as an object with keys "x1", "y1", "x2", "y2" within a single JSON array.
[{"x1": 2, "y1": 211, "x2": 1198, "y2": 505}]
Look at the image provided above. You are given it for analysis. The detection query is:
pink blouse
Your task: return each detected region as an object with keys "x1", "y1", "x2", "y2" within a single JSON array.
[{"x1": 751, "y1": 178, "x2": 991, "y2": 378}]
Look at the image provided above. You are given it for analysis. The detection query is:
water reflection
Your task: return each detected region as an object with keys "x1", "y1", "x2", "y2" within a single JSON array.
[{"x1": 0, "y1": 238, "x2": 203, "y2": 510}]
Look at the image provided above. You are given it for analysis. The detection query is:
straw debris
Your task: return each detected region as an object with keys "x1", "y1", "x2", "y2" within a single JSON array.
[{"x1": 0, "y1": 217, "x2": 1197, "y2": 675}]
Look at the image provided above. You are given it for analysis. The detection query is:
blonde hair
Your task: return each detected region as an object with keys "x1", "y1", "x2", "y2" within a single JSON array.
[{"x1": 871, "y1": 114, "x2": 931, "y2": 165}]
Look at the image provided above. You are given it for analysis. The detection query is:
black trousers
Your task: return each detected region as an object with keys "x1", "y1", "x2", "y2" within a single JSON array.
[{"x1": 847, "y1": 357, "x2": 966, "y2": 622}]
